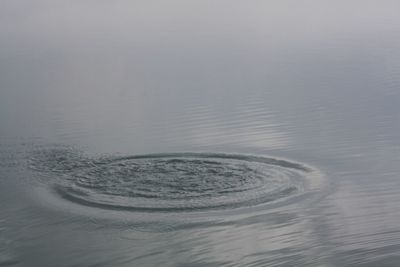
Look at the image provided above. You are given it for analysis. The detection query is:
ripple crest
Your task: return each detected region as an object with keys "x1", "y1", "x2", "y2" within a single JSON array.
[{"x1": 30, "y1": 150, "x2": 321, "y2": 213}]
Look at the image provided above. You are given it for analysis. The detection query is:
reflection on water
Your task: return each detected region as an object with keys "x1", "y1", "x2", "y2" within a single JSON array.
[{"x1": 1, "y1": 0, "x2": 400, "y2": 266}]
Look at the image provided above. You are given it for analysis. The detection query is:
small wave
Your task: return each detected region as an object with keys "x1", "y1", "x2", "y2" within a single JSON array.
[{"x1": 30, "y1": 149, "x2": 323, "y2": 213}]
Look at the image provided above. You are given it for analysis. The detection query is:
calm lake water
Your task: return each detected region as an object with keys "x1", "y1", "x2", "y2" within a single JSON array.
[{"x1": 1, "y1": 1, "x2": 400, "y2": 266}]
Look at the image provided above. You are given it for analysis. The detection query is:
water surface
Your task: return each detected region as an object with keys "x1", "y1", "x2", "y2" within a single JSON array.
[{"x1": 1, "y1": 1, "x2": 400, "y2": 266}]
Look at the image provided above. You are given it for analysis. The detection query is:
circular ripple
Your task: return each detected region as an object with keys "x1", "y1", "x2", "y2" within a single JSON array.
[{"x1": 49, "y1": 153, "x2": 316, "y2": 212}]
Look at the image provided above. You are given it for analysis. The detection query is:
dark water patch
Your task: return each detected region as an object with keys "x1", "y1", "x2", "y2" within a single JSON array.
[
  {"x1": 29, "y1": 149, "x2": 324, "y2": 215},
  {"x1": 29, "y1": 146, "x2": 108, "y2": 173}
]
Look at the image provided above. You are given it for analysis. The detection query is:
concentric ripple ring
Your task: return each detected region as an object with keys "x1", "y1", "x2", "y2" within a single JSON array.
[{"x1": 30, "y1": 152, "x2": 322, "y2": 212}]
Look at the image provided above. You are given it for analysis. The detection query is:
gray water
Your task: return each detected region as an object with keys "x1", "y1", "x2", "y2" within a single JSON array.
[{"x1": 1, "y1": 1, "x2": 400, "y2": 266}]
